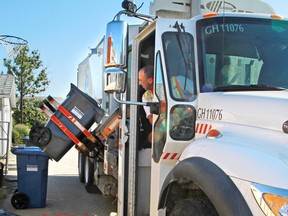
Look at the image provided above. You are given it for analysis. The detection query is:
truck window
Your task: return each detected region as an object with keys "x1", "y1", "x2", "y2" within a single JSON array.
[
  {"x1": 162, "y1": 32, "x2": 196, "y2": 101},
  {"x1": 153, "y1": 52, "x2": 167, "y2": 162},
  {"x1": 197, "y1": 17, "x2": 288, "y2": 91}
]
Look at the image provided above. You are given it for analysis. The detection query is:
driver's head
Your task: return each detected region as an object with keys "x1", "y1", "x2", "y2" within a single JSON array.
[{"x1": 139, "y1": 65, "x2": 154, "y2": 91}]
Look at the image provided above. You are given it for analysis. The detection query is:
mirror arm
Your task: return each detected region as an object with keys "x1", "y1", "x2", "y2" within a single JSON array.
[
  {"x1": 114, "y1": 10, "x2": 127, "y2": 21},
  {"x1": 113, "y1": 92, "x2": 159, "y2": 114},
  {"x1": 113, "y1": 92, "x2": 147, "y2": 106},
  {"x1": 114, "y1": 10, "x2": 156, "y2": 22},
  {"x1": 129, "y1": 12, "x2": 156, "y2": 22}
]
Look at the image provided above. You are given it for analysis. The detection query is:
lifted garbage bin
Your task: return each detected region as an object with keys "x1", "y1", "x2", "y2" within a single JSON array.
[
  {"x1": 11, "y1": 147, "x2": 49, "y2": 209},
  {"x1": 41, "y1": 84, "x2": 105, "y2": 161}
]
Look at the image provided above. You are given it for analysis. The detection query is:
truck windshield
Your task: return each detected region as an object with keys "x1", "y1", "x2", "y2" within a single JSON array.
[{"x1": 197, "y1": 17, "x2": 288, "y2": 92}]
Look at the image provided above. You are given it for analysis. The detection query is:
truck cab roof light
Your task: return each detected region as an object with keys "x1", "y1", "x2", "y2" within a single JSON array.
[
  {"x1": 203, "y1": 12, "x2": 218, "y2": 18},
  {"x1": 271, "y1": 14, "x2": 283, "y2": 20}
]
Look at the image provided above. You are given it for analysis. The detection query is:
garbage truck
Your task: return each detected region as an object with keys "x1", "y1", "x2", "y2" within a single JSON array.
[{"x1": 34, "y1": 0, "x2": 288, "y2": 215}]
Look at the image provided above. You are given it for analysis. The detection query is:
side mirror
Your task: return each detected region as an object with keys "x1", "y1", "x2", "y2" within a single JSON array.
[
  {"x1": 104, "y1": 20, "x2": 128, "y2": 69},
  {"x1": 104, "y1": 67, "x2": 126, "y2": 93}
]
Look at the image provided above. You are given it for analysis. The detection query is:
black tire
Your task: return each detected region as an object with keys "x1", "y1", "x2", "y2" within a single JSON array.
[
  {"x1": 160, "y1": 157, "x2": 253, "y2": 216},
  {"x1": 29, "y1": 125, "x2": 51, "y2": 147},
  {"x1": 169, "y1": 198, "x2": 219, "y2": 216},
  {"x1": 78, "y1": 151, "x2": 85, "y2": 183},
  {"x1": 84, "y1": 156, "x2": 94, "y2": 193},
  {"x1": 11, "y1": 192, "x2": 29, "y2": 209}
]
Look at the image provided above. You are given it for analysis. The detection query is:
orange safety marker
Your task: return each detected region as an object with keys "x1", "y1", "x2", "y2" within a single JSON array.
[
  {"x1": 40, "y1": 104, "x2": 88, "y2": 154},
  {"x1": 46, "y1": 96, "x2": 97, "y2": 144},
  {"x1": 97, "y1": 113, "x2": 120, "y2": 141},
  {"x1": 107, "y1": 36, "x2": 112, "y2": 65}
]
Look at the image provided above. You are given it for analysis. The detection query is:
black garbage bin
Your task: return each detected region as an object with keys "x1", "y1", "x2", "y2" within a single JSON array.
[
  {"x1": 11, "y1": 147, "x2": 49, "y2": 209},
  {"x1": 43, "y1": 83, "x2": 105, "y2": 161}
]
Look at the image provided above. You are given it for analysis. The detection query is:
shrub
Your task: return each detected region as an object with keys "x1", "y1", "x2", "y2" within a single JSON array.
[
  {"x1": 11, "y1": 130, "x2": 19, "y2": 144},
  {"x1": 12, "y1": 124, "x2": 30, "y2": 144}
]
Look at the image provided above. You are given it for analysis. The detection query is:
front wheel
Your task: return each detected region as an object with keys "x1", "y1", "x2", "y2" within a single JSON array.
[
  {"x1": 169, "y1": 198, "x2": 219, "y2": 216},
  {"x1": 160, "y1": 157, "x2": 253, "y2": 216}
]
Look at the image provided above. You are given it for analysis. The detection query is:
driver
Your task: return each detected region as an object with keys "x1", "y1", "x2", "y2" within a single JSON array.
[{"x1": 138, "y1": 65, "x2": 154, "y2": 125}]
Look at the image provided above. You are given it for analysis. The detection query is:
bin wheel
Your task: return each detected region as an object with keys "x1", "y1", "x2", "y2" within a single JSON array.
[
  {"x1": 11, "y1": 192, "x2": 29, "y2": 209},
  {"x1": 29, "y1": 125, "x2": 51, "y2": 147}
]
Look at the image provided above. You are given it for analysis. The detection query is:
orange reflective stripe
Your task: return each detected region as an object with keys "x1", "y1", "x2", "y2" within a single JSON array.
[
  {"x1": 40, "y1": 105, "x2": 86, "y2": 149},
  {"x1": 48, "y1": 96, "x2": 97, "y2": 143},
  {"x1": 107, "y1": 36, "x2": 112, "y2": 64}
]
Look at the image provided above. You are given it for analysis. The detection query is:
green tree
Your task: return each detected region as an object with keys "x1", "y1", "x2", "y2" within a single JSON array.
[
  {"x1": 3, "y1": 46, "x2": 50, "y2": 124},
  {"x1": 13, "y1": 98, "x2": 48, "y2": 127}
]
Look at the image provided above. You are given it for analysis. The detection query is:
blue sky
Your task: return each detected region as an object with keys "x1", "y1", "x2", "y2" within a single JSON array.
[{"x1": 0, "y1": 0, "x2": 287, "y2": 98}]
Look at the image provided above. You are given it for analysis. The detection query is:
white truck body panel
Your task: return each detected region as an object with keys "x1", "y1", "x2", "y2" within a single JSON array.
[
  {"x1": 150, "y1": 0, "x2": 275, "y2": 18},
  {"x1": 75, "y1": 1, "x2": 288, "y2": 215},
  {"x1": 196, "y1": 91, "x2": 288, "y2": 133}
]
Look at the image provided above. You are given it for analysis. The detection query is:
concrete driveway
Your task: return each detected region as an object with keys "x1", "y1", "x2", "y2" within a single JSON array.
[{"x1": 2, "y1": 147, "x2": 117, "y2": 216}]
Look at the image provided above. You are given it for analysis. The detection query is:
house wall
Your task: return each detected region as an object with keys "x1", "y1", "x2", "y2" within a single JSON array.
[{"x1": 0, "y1": 98, "x2": 12, "y2": 156}]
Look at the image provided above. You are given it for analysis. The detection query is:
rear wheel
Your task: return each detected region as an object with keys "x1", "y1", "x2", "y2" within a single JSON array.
[
  {"x1": 84, "y1": 156, "x2": 94, "y2": 193},
  {"x1": 78, "y1": 151, "x2": 85, "y2": 183}
]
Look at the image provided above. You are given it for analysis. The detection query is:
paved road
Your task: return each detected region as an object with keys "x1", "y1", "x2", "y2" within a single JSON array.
[{"x1": 2, "y1": 148, "x2": 117, "y2": 216}]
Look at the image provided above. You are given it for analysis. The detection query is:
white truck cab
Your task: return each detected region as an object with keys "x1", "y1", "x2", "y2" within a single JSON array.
[
  {"x1": 102, "y1": 1, "x2": 288, "y2": 215},
  {"x1": 75, "y1": 0, "x2": 288, "y2": 215}
]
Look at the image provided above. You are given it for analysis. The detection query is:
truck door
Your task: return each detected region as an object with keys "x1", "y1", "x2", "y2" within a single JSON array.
[
  {"x1": 129, "y1": 27, "x2": 156, "y2": 216},
  {"x1": 150, "y1": 18, "x2": 198, "y2": 215}
]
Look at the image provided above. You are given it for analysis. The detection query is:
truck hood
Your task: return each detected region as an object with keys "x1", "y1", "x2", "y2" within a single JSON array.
[
  {"x1": 182, "y1": 123, "x2": 288, "y2": 188},
  {"x1": 188, "y1": 91, "x2": 288, "y2": 188},
  {"x1": 197, "y1": 91, "x2": 288, "y2": 132}
]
